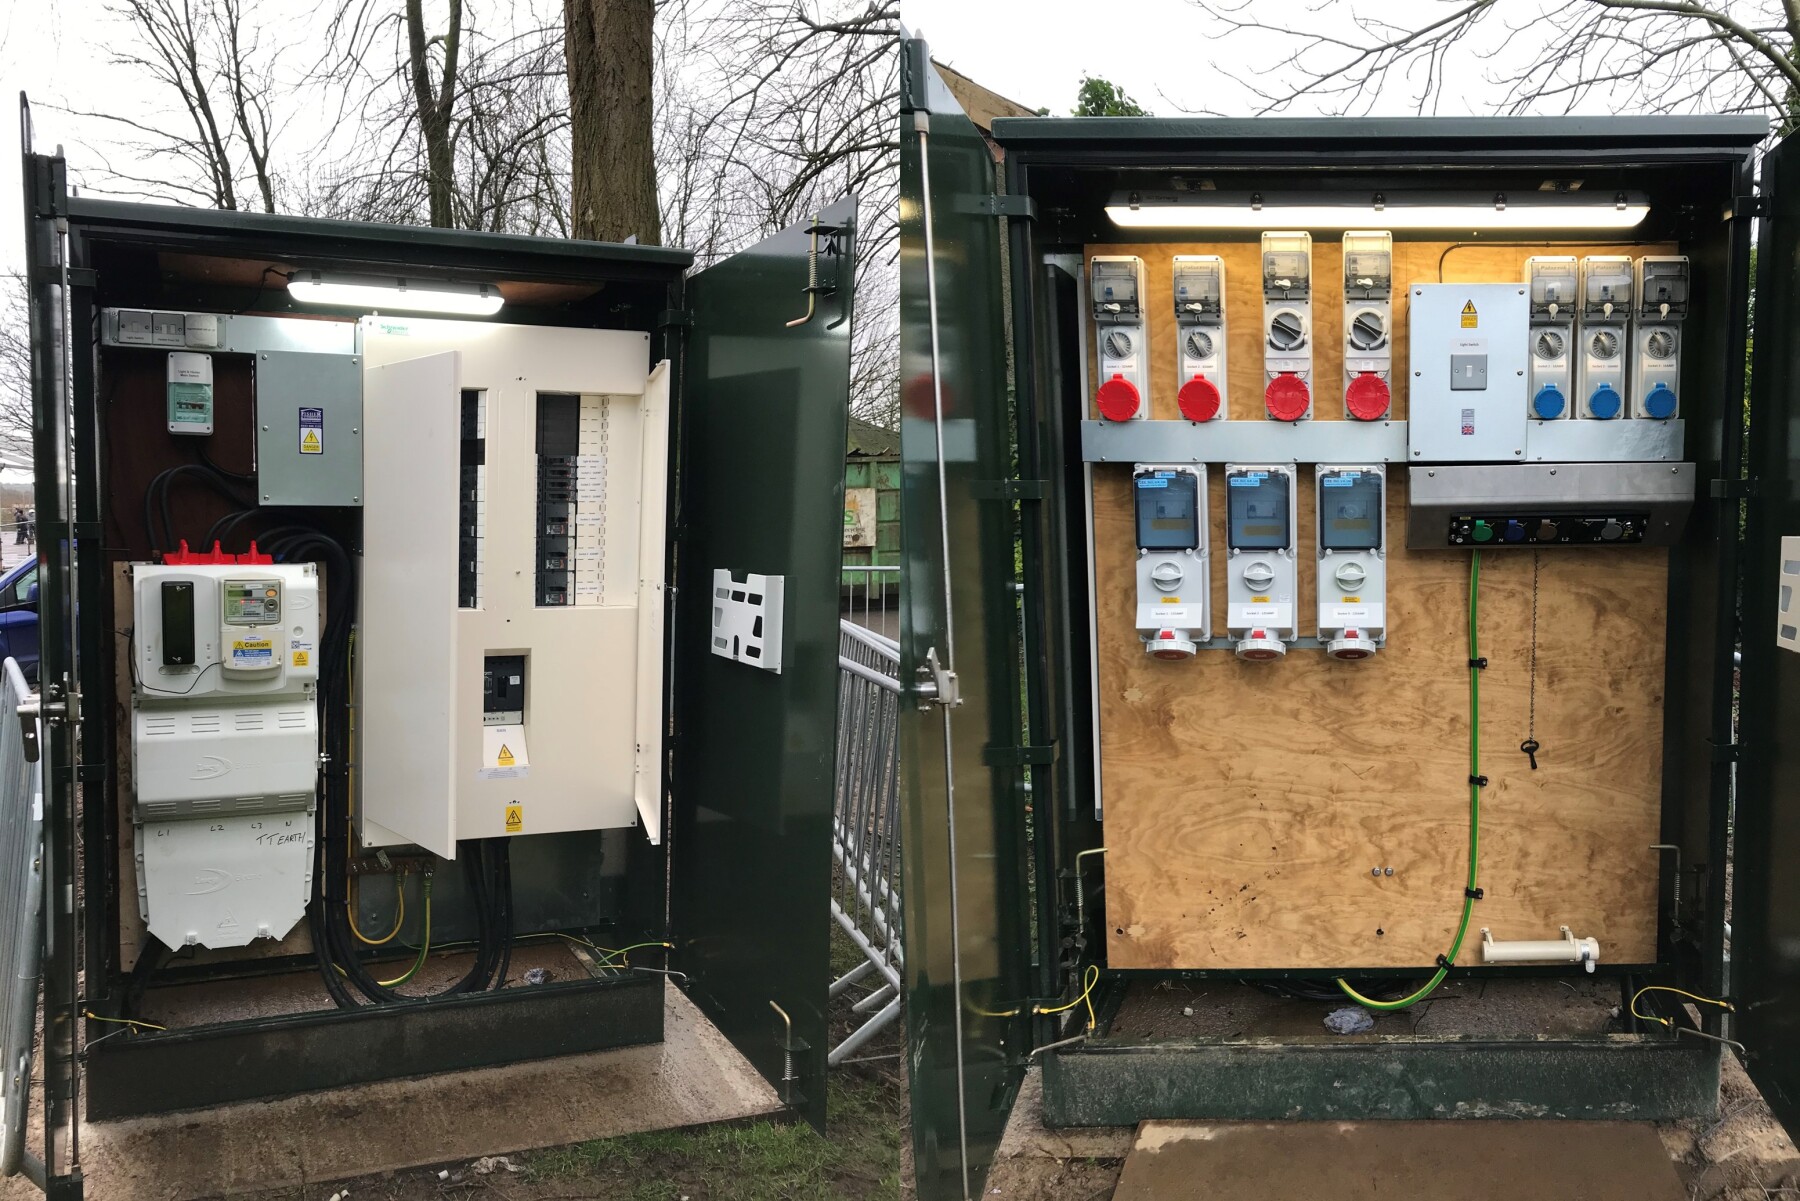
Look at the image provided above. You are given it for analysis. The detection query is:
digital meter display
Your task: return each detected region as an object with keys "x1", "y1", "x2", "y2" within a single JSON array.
[
  {"x1": 1134, "y1": 472, "x2": 1199, "y2": 551},
  {"x1": 222, "y1": 579, "x2": 281, "y2": 625},
  {"x1": 1319, "y1": 472, "x2": 1383, "y2": 551},
  {"x1": 1227, "y1": 473, "x2": 1290, "y2": 551}
]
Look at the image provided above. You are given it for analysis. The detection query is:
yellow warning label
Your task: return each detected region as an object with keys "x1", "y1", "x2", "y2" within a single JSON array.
[
  {"x1": 301, "y1": 429, "x2": 322, "y2": 454},
  {"x1": 504, "y1": 804, "x2": 523, "y2": 833},
  {"x1": 1460, "y1": 300, "x2": 1479, "y2": 329},
  {"x1": 1159, "y1": 596, "x2": 1181, "y2": 604},
  {"x1": 496, "y1": 743, "x2": 515, "y2": 768},
  {"x1": 291, "y1": 650, "x2": 310, "y2": 667},
  {"x1": 1342, "y1": 596, "x2": 1361, "y2": 603},
  {"x1": 1251, "y1": 595, "x2": 1271, "y2": 604}
]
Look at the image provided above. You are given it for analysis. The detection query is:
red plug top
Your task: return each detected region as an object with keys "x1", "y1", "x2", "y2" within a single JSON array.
[{"x1": 162, "y1": 540, "x2": 274, "y2": 565}]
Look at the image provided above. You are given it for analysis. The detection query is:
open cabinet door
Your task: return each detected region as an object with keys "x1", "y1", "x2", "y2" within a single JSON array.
[
  {"x1": 898, "y1": 39, "x2": 1034, "y2": 1201},
  {"x1": 18, "y1": 116, "x2": 81, "y2": 1194},
  {"x1": 670, "y1": 198, "x2": 856, "y2": 1131},
  {"x1": 1740, "y1": 132, "x2": 1800, "y2": 1136}
]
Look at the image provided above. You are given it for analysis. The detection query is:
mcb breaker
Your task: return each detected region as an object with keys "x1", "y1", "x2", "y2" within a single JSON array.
[
  {"x1": 1133, "y1": 465, "x2": 1209, "y2": 659},
  {"x1": 1577, "y1": 256, "x2": 1633, "y2": 419},
  {"x1": 1261, "y1": 233, "x2": 1313, "y2": 422},
  {"x1": 129, "y1": 560, "x2": 321, "y2": 950},
  {"x1": 1224, "y1": 463, "x2": 1298, "y2": 660},
  {"x1": 1341, "y1": 232, "x2": 1393, "y2": 421},
  {"x1": 1525, "y1": 257, "x2": 1578, "y2": 421},
  {"x1": 1172, "y1": 256, "x2": 1226, "y2": 422},
  {"x1": 1092, "y1": 256, "x2": 1149, "y2": 421},
  {"x1": 1633, "y1": 256, "x2": 1688, "y2": 420},
  {"x1": 1315, "y1": 465, "x2": 1386, "y2": 660}
]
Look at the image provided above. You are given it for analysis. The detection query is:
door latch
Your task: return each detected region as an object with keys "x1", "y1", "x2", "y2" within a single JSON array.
[
  {"x1": 15, "y1": 696, "x2": 63, "y2": 765},
  {"x1": 914, "y1": 645, "x2": 961, "y2": 711},
  {"x1": 785, "y1": 214, "x2": 848, "y2": 330}
]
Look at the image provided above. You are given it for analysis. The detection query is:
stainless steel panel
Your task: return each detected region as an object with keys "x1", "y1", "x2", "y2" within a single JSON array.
[
  {"x1": 1406, "y1": 462, "x2": 1696, "y2": 548},
  {"x1": 255, "y1": 350, "x2": 364, "y2": 506},
  {"x1": 102, "y1": 310, "x2": 359, "y2": 356},
  {"x1": 1081, "y1": 418, "x2": 1409, "y2": 464},
  {"x1": 1526, "y1": 416, "x2": 1685, "y2": 462}
]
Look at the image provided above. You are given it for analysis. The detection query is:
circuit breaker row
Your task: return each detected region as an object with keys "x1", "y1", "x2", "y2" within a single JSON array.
[
  {"x1": 1133, "y1": 462, "x2": 1386, "y2": 663},
  {"x1": 1091, "y1": 241, "x2": 1688, "y2": 426}
]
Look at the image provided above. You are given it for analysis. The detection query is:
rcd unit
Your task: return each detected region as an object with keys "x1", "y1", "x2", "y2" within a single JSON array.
[
  {"x1": 1633, "y1": 256, "x2": 1688, "y2": 419},
  {"x1": 1091, "y1": 256, "x2": 1150, "y2": 421},
  {"x1": 1406, "y1": 283, "x2": 1531, "y2": 463},
  {"x1": 1315, "y1": 465, "x2": 1386, "y2": 660},
  {"x1": 1577, "y1": 255, "x2": 1633, "y2": 419},
  {"x1": 129, "y1": 559, "x2": 322, "y2": 951},
  {"x1": 1525, "y1": 256, "x2": 1578, "y2": 420},
  {"x1": 1132, "y1": 465, "x2": 1209, "y2": 659},
  {"x1": 1223, "y1": 463, "x2": 1298, "y2": 660},
  {"x1": 1172, "y1": 256, "x2": 1226, "y2": 422},
  {"x1": 1341, "y1": 232, "x2": 1393, "y2": 421},
  {"x1": 1260, "y1": 233, "x2": 1313, "y2": 421}
]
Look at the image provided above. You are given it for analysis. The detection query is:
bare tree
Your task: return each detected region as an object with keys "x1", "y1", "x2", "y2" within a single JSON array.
[
  {"x1": 1183, "y1": 0, "x2": 1796, "y2": 128},
  {"x1": 565, "y1": 0, "x2": 660, "y2": 243},
  {"x1": 406, "y1": 0, "x2": 463, "y2": 227},
  {"x1": 64, "y1": 0, "x2": 287, "y2": 210},
  {"x1": 0, "y1": 277, "x2": 32, "y2": 452}
]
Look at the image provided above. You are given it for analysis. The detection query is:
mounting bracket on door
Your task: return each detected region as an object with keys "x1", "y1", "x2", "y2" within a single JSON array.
[{"x1": 914, "y1": 645, "x2": 961, "y2": 710}]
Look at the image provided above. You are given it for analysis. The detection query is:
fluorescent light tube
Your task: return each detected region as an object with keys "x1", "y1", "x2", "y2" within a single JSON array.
[
  {"x1": 287, "y1": 271, "x2": 504, "y2": 315},
  {"x1": 1105, "y1": 191, "x2": 1650, "y2": 232}
]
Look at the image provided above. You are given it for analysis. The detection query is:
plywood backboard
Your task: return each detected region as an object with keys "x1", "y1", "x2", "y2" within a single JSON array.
[{"x1": 1085, "y1": 239, "x2": 1671, "y2": 971}]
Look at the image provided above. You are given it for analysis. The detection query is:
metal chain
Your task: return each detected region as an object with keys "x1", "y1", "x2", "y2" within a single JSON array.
[{"x1": 1521, "y1": 552, "x2": 1541, "y2": 769}]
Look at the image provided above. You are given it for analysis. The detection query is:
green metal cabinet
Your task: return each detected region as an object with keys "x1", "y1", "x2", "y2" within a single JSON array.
[{"x1": 901, "y1": 37, "x2": 1800, "y2": 1201}]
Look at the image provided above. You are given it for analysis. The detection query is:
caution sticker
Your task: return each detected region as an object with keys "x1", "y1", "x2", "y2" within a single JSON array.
[
  {"x1": 504, "y1": 804, "x2": 523, "y2": 834},
  {"x1": 1460, "y1": 300, "x2": 1479, "y2": 329},
  {"x1": 291, "y1": 650, "x2": 310, "y2": 668},
  {"x1": 230, "y1": 638, "x2": 274, "y2": 669},
  {"x1": 299, "y1": 406, "x2": 324, "y2": 455}
]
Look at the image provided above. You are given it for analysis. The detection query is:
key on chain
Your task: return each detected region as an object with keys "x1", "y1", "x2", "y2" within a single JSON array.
[{"x1": 1520, "y1": 738, "x2": 1540, "y2": 770}]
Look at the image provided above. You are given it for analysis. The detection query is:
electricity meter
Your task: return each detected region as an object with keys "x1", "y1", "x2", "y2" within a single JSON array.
[
  {"x1": 1092, "y1": 256, "x2": 1149, "y2": 422},
  {"x1": 1172, "y1": 256, "x2": 1227, "y2": 422},
  {"x1": 1224, "y1": 463, "x2": 1298, "y2": 660},
  {"x1": 1261, "y1": 233, "x2": 1313, "y2": 422},
  {"x1": 1576, "y1": 256, "x2": 1633, "y2": 420},
  {"x1": 219, "y1": 576, "x2": 284, "y2": 677},
  {"x1": 1341, "y1": 232, "x2": 1393, "y2": 421},
  {"x1": 1133, "y1": 465, "x2": 1210, "y2": 659},
  {"x1": 1525, "y1": 257, "x2": 1577, "y2": 421},
  {"x1": 1315, "y1": 465, "x2": 1387, "y2": 660},
  {"x1": 1632, "y1": 256, "x2": 1688, "y2": 420}
]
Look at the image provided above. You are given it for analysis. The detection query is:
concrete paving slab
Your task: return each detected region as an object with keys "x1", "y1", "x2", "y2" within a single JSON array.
[
  {"x1": 1112, "y1": 1119, "x2": 1687, "y2": 1201},
  {"x1": 0, "y1": 981, "x2": 781, "y2": 1200}
]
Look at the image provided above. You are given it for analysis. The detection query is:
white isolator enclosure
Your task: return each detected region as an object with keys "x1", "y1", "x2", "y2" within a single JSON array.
[
  {"x1": 1092, "y1": 256, "x2": 1149, "y2": 422},
  {"x1": 1132, "y1": 465, "x2": 1209, "y2": 658},
  {"x1": 1315, "y1": 465, "x2": 1387, "y2": 659},
  {"x1": 1577, "y1": 256, "x2": 1633, "y2": 420},
  {"x1": 1224, "y1": 463, "x2": 1298, "y2": 660},
  {"x1": 1341, "y1": 232, "x2": 1393, "y2": 421},
  {"x1": 1407, "y1": 283, "x2": 1530, "y2": 463},
  {"x1": 1633, "y1": 256, "x2": 1688, "y2": 420},
  {"x1": 1261, "y1": 233, "x2": 1313, "y2": 422},
  {"x1": 1525, "y1": 256, "x2": 1578, "y2": 421},
  {"x1": 1172, "y1": 256, "x2": 1227, "y2": 422},
  {"x1": 129, "y1": 562, "x2": 321, "y2": 949}
]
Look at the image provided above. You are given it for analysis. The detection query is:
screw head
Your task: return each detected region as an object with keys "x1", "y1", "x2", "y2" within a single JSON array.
[
  {"x1": 1384, "y1": 867, "x2": 1394, "y2": 876},
  {"x1": 1371, "y1": 867, "x2": 1381, "y2": 877}
]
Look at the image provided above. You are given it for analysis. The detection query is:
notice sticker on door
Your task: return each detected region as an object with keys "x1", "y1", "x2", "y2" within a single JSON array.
[
  {"x1": 299, "y1": 407, "x2": 324, "y2": 455},
  {"x1": 479, "y1": 723, "x2": 530, "y2": 780}
]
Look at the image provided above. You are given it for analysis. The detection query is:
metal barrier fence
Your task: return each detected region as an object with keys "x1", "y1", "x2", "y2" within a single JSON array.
[
  {"x1": 0, "y1": 659, "x2": 43, "y2": 1181},
  {"x1": 840, "y1": 564, "x2": 898, "y2": 639},
  {"x1": 830, "y1": 619, "x2": 903, "y2": 1065}
]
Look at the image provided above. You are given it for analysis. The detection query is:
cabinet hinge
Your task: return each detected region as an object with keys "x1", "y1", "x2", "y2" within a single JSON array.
[
  {"x1": 1709, "y1": 477, "x2": 1760, "y2": 499},
  {"x1": 983, "y1": 744, "x2": 1054, "y2": 768},
  {"x1": 72, "y1": 520, "x2": 103, "y2": 542},
  {"x1": 971, "y1": 479, "x2": 1046, "y2": 501},
  {"x1": 66, "y1": 267, "x2": 97, "y2": 289},
  {"x1": 27, "y1": 156, "x2": 66, "y2": 220},
  {"x1": 984, "y1": 195, "x2": 1036, "y2": 222},
  {"x1": 1709, "y1": 740, "x2": 1741, "y2": 764},
  {"x1": 657, "y1": 308, "x2": 693, "y2": 330}
]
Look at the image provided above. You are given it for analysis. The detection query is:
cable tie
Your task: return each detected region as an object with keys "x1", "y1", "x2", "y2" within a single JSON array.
[
  {"x1": 1468, "y1": 656, "x2": 1488, "y2": 669},
  {"x1": 1436, "y1": 954, "x2": 1454, "y2": 970},
  {"x1": 1464, "y1": 886, "x2": 1484, "y2": 900},
  {"x1": 1469, "y1": 774, "x2": 1488, "y2": 787}
]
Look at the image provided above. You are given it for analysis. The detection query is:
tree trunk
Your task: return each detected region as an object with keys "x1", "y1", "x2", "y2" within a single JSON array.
[
  {"x1": 564, "y1": 0, "x2": 660, "y2": 245},
  {"x1": 406, "y1": 0, "x2": 461, "y2": 228}
]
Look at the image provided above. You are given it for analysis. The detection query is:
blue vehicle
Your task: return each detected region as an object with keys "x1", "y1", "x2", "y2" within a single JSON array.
[{"x1": 0, "y1": 559, "x2": 39, "y2": 684}]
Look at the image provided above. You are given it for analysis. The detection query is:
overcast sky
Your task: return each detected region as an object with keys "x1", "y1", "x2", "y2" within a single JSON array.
[{"x1": 902, "y1": 0, "x2": 1547, "y2": 118}]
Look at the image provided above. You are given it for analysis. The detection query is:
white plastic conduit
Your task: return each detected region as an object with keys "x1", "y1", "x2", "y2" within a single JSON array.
[{"x1": 1480, "y1": 926, "x2": 1601, "y2": 973}]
